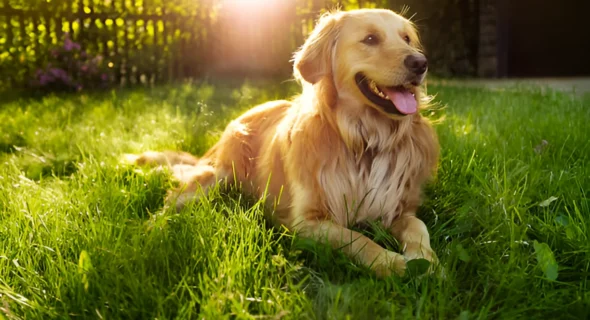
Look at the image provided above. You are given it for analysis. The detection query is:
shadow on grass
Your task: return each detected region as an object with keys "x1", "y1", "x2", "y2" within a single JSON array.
[
  {"x1": 17, "y1": 152, "x2": 79, "y2": 180},
  {"x1": 0, "y1": 134, "x2": 27, "y2": 154}
]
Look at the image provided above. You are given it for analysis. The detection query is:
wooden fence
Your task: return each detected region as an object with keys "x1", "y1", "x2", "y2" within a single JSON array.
[
  {"x1": 0, "y1": 0, "x2": 341, "y2": 88},
  {"x1": 0, "y1": 0, "x2": 482, "y2": 89}
]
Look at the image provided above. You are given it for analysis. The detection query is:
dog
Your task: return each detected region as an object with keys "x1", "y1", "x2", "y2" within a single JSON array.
[{"x1": 127, "y1": 8, "x2": 440, "y2": 277}]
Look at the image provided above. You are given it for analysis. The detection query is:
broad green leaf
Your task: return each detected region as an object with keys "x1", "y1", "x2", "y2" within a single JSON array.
[
  {"x1": 406, "y1": 258, "x2": 430, "y2": 277},
  {"x1": 458, "y1": 310, "x2": 471, "y2": 320},
  {"x1": 456, "y1": 244, "x2": 471, "y2": 262},
  {"x1": 565, "y1": 226, "x2": 577, "y2": 240},
  {"x1": 539, "y1": 196, "x2": 558, "y2": 207},
  {"x1": 533, "y1": 241, "x2": 558, "y2": 281},
  {"x1": 555, "y1": 214, "x2": 569, "y2": 226},
  {"x1": 78, "y1": 250, "x2": 93, "y2": 291}
]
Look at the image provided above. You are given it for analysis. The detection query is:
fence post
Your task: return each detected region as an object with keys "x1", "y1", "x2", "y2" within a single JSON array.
[
  {"x1": 2, "y1": 0, "x2": 13, "y2": 86},
  {"x1": 42, "y1": 1, "x2": 51, "y2": 47},
  {"x1": 123, "y1": 3, "x2": 130, "y2": 86},
  {"x1": 152, "y1": 2, "x2": 160, "y2": 84},
  {"x1": 77, "y1": 0, "x2": 85, "y2": 42},
  {"x1": 18, "y1": 6, "x2": 27, "y2": 78}
]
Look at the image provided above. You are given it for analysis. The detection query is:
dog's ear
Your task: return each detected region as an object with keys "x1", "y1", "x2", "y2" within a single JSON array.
[{"x1": 293, "y1": 12, "x2": 342, "y2": 84}]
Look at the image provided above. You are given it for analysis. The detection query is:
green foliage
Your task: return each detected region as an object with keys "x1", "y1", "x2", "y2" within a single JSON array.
[
  {"x1": 0, "y1": 81, "x2": 589, "y2": 318},
  {"x1": 77, "y1": 250, "x2": 93, "y2": 291},
  {"x1": 0, "y1": 0, "x2": 480, "y2": 91},
  {"x1": 533, "y1": 241, "x2": 558, "y2": 281},
  {"x1": 30, "y1": 33, "x2": 114, "y2": 92}
]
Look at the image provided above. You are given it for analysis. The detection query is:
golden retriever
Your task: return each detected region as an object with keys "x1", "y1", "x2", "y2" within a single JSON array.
[{"x1": 127, "y1": 8, "x2": 439, "y2": 277}]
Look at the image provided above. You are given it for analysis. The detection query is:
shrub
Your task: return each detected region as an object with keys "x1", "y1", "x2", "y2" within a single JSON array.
[{"x1": 30, "y1": 33, "x2": 113, "y2": 92}]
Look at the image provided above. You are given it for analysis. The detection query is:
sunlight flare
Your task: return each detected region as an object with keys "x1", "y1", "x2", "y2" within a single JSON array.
[{"x1": 222, "y1": 0, "x2": 278, "y2": 9}]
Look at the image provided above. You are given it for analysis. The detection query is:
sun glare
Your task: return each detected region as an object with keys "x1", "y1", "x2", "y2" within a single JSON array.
[
  {"x1": 221, "y1": 0, "x2": 285, "y2": 17},
  {"x1": 222, "y1": 0, "x2": 275, "y2": 8}
]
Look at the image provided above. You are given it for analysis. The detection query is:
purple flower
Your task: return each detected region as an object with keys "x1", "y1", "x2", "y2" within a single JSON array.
[
  {"x1": 64, "y1": 38, "x2": 81, "y2": 51},
  {"x1": 81, "y1": 64, "x2": 89, "y2": 72},
  {"x1": 64, "y1": 38, "x2": 74, "y2": 51},
  {"x1": 101, "y1": 73, "x2": 108, "y2": 81},
  {"x1": 48, "y1": 68, "x2": 71, "y2": 84},
  {"x1": 49, "y1": 68, "x2": 63, "y2": 78},
  {"x1": 38, "y1": 72, "x2": 55, "y2": 86},
  {"x1": 39, "y1": 74, "x2": 49, "y2": 86}
]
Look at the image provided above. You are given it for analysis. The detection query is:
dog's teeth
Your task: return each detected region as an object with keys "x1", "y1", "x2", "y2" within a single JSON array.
[
  {"x1": 369, "y1": 81, "x2": 378, "y2": 92},
  {"x1": 368, "y1": 80, "x2": 388, "y2": 99},
  {"x1": 364, "y1": 79, "x2": 391, "y2": 100}
]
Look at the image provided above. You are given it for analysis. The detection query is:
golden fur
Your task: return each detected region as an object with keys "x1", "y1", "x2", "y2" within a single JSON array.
[{"x1": 128, "y1": 9, "x2": 440, "y2": 277}]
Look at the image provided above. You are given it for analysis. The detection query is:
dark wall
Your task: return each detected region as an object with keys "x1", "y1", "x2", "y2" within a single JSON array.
[{"x1": 498, "y1": 0, "x2": 590, "y2": 77}]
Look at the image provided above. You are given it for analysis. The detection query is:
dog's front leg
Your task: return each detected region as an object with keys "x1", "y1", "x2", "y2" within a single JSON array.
[
  {"x1": 293, "y1": 217, "x2": 406, "y2": 277},
  {"x1": 389, "y1": 214, "x2": 438, "y2": 269}
]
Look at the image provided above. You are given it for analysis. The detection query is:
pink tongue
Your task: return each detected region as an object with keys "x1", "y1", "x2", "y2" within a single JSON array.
[{"x1": 382, "y1": 87, "x2": 417, "y2": 115}]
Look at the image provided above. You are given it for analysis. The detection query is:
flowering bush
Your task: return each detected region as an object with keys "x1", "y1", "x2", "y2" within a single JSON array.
[{"x1": 31, "y1": 33, "x2": 113, "y2": 92}]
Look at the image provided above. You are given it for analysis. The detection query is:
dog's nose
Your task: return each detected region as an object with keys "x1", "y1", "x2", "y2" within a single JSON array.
[{"x1": 404, "y1": 54, "x2": 428, "y2": 75}]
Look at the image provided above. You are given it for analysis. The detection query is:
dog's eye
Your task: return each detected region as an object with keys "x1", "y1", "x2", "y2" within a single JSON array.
[
  {"x1": 362, "y1": 34, "x2": 379, "y2": 46},
  {"x1": 403, "y1": 35, "x2": 411, "y2": 44}
]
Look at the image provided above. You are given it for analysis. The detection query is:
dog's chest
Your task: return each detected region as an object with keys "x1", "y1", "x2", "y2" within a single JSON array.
[{"x1": 319, "y1": 148, "x2": 411, "y2": 227}]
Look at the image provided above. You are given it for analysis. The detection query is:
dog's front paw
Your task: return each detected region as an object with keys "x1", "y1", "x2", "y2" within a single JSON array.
[
  {"x1": 372, "y1": 250, "x2": 407, "y2": 278},
  {"x1": 403, "y1": 242, "x2": 434, "y2": 259}
]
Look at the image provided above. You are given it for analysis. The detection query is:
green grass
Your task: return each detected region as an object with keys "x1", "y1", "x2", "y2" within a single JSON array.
[{"x1": 0, "y1": 80, "x2": 589, "y2": 319}]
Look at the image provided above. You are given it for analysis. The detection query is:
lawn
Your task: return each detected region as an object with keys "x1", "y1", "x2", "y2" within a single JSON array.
[{"x1": 0, "y1": 80, "x2": 589, "y2": 319}]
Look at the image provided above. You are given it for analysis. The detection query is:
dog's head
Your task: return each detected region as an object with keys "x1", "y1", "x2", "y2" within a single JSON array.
[{"x1": 294, "y1": 9, "x2": 426, "y2": 117}]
